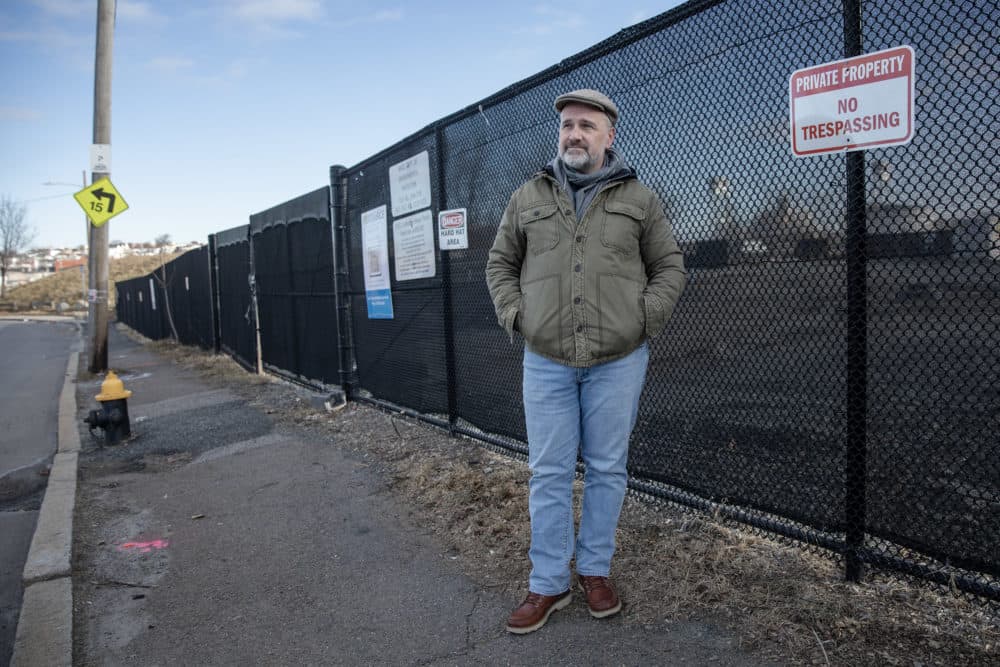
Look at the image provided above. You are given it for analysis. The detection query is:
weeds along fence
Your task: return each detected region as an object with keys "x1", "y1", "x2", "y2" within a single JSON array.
[{"x1": 116, "y1": 0, "x2": 1000, "y2": 601}]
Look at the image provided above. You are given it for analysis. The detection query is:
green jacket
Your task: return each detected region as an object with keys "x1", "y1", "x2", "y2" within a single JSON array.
[{"x1": 486, "y1": 169, "x2": 686, "y2": 367}]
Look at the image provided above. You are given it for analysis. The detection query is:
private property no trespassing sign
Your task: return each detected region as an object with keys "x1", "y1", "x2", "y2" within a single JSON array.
[{"x1": 790, "y1": 45, "x2": 914, "y2": 157}]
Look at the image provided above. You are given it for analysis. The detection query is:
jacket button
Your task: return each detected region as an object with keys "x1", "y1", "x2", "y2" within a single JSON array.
[
  {"x1": 574, "y1": 296, "x2": 581, "y2": 304},
  {"x1": 576, "y1": 325, "x2": 583, "y2": 332},
  {"x1": 532, "y1": 210, "x2": 539, "y2": 216},
  {"x1": 574, "y1": 264, "x2": 581, "y2": 272},
  {"x1": 576, "y1": 235, "x2": 583, "y2": 243}
]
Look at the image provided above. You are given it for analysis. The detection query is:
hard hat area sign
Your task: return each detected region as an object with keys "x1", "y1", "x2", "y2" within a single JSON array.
[
  {"x1": 438, "y1": 208, "x2": 468, "y2": 250},
  {"x1": 74, "y1": 176, "x2": 129, "y2": 226},
  {"x1": 790, "y1": 45, "x2": 914, "y2": 157}
]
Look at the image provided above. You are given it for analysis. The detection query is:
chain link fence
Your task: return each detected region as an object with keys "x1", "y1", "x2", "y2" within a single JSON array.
[{"x1": 115, "y1": 0, "x2": 999, "y2": 600}]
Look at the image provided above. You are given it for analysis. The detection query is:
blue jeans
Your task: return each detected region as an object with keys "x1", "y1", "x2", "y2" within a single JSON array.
[{"x1": 522, "y1": 343, "x2": 649, "y2": 595}]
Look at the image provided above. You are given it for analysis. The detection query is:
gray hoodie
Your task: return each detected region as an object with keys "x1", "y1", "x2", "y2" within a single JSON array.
[{"x1": 548, "y1": 146, "x2": 635, "y2": 221}]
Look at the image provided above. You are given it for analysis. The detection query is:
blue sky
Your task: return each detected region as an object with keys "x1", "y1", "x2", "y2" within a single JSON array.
[{"x1": 2, "y1": 0, "x2": 684, "y2": 249}]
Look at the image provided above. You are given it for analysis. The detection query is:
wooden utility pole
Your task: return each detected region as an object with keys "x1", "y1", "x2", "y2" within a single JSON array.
[{"x1": 88, "y1": 0, "x2": 114, "y2": 373}]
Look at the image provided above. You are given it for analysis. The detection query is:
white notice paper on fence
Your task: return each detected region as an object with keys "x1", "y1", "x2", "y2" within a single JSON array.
[
  {"x1": 389, "y1": 151, "x2": 431, "y2": 217},
  {"x1": 393, "y1": 209, "x2": 436, "y2": 281},
  {"x1": 361, "y1": 205, "x2": 394, "y2": 318}
]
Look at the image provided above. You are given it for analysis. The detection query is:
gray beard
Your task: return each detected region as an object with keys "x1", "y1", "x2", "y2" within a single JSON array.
[{"x1": 560, "y1": 147, "x2": 597, "y2": 172}]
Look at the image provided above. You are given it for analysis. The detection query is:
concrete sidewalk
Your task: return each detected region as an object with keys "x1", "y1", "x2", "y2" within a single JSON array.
[{"x1": 19, "y1": 325, "x2": 769, "y2": 666}]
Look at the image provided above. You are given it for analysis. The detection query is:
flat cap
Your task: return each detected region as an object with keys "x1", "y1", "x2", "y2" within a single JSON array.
[{"x1": 554, "y1": 89, "x2": 619, "y2": 125}]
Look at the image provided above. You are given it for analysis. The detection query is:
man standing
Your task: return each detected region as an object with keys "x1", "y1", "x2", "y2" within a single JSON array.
[{"x1": 486, "y1": 89, "x2": 686, "y2": 634}]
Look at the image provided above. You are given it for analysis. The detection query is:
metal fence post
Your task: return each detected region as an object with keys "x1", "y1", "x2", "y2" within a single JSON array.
[
  {"x1": 330, "y1": 165, "x2": 357, "y2": 397},
  {"x1": 843, "y1": 0, "x2": 868, "y2": 583},
  {"x1": 435, "y1": 126, "x2": 459, "y2": 435}
]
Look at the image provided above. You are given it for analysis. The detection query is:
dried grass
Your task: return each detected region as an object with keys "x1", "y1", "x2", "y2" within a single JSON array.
[
  {"x1": 146, "y1": 337, "x2": 1000, "y2": 666},
  {"x1": 6, "y1": 253, "x2": 180, "y2": 309},
  {"x1": 117, "y1": 325, "x2": 268, "y2": 386}
]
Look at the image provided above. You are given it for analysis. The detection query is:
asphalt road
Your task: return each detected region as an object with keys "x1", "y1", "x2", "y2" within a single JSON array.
[{"x1": 0, "y1": 318, "x2": 77, "y2": 667}]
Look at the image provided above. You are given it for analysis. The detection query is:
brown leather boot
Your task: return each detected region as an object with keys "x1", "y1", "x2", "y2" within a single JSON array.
[
  {"x1": 577, "y1": 575, "x2": 622, "y2": 618},
  {"x1": 505, "y1": 590, "x2": 572, "y2": 634}
]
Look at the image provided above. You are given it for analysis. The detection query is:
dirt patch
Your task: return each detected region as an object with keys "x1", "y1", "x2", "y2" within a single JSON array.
[{"x1": 139, "y1": 337, "x2": 999, "y2": 666}]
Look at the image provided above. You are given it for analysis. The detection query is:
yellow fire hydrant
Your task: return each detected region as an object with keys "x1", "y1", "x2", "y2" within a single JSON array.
[{"x1": 83, "y1": 370, "x2": 133, "y2": 446}]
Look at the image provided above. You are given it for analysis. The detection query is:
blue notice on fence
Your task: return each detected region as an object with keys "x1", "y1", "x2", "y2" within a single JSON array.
[{"x1": 366, "y1": 289, "x2": 394, "y2": 319}]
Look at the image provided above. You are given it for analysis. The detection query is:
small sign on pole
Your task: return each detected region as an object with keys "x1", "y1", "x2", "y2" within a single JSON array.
[
  {"x1": 90, "y1": 144, "x2": 111, "y2": 173},
  {"x1": 789, "y1": 45, "x2": 914, "y2": 157}
]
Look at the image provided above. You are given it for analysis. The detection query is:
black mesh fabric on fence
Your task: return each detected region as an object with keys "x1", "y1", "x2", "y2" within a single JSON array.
[
  {"x1": 116, "y1": 274, "x2": 168, "y2": 341},
  {"x1": 115, "y1": 249, "x2": 212, "y2": 348},
  {"x1": 115, "y1": 277, "x2": 137, "y2": 331},
  {"x1": 326, "y1": 0, "x2": 999, "y2": 598},
  {"x1": 343, "y1": 134, "x2": 450, "y2": 416},
  {"x1": 212, "y1": 225, "x2": 257, "y2": 371},
  {"x1": 250, "y1": 187, "x2": 341, "y2": 387},
  {"x1": 160, "y1": 247, "x2": 214, "y2": 349}
]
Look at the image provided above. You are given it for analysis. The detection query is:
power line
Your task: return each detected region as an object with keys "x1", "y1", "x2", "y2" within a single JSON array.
[{"x1": 14, "y1": 192, "x2": 77, "y2": 204}]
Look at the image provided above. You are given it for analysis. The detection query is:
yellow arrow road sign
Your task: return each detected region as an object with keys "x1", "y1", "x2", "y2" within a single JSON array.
[{"x1": 74, "y1": 177, "x2": 129, "y2": 227}]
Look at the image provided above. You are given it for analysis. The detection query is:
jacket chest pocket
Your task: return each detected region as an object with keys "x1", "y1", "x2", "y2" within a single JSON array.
[
  {"x1": 519, "y1": 204, "x2": 561, "y2": 255},
  {"x1": 601, "y1": 200, "x2": 645, "y2": 256}
]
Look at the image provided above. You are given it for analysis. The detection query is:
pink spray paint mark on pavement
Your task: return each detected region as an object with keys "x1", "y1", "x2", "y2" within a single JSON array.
[{"x1": 119, "y1": 539, "x2": 169, "y2": 553}]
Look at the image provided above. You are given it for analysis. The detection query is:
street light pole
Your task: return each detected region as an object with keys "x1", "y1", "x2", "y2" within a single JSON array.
[
  {"x1": 82, "y1": 169, "x2": 87, "y2": 302},
  {"x1": 88, "y1": 0, "x2": 114, "y2": 373},
  {"x1": 41, "y1": 175, "x2": 89, "y2": 253},
  {"x1": 82, "y1": 170, "x2": 88, "y2": 253}
]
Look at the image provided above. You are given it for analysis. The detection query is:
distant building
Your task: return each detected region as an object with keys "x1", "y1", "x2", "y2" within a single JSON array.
[
  {"x1": 54, "y1": 257, "x2": 87, "y2": 272},
  {"x1": 747, "y1": 193, "x2": 833, "y2": 260},
  {"x1": 110, "y1": 241, "x2": 130, "y2": 259}
]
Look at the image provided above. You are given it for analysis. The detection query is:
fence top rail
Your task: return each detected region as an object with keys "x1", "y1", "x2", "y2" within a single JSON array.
[
  {"x1": 213, "y1": 225, "x2": 250, "y2": 249},
  {"x1": 249, "y1": 186, "x2": 330, "y2": 235}
]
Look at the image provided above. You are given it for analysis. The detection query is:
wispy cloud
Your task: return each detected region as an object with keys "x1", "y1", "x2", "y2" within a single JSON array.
[
  {"x1": 0, "y1": 30, "x2": 37, "y2": 42},
  {"x1": 327, "y1": 8, "x2": 405, "y2": 30},
  {"x1": 0, "y1": 106, "x2": 42, "y2": 121},
  {"x1": 222, "y1": 3, "x2": 402, "y2": 38},
  {"x1": 0, "y1": 26, "x2": 87, "y2": 50},
  {"x1": 516, "y1": 5, "x2": 585, "y2": 37},
  {"x1": 3, "y1": 2, "x2": 90, "y2": 55},
  {"x1": 222, "y1": 0, "x2": 327, "y2": 39},
  {"x1": 225, "y1": 60, "x2": 251, "y2": 79},
  {"x1": 118, "y1": 1, "x2": 167, "y2": 23},
  {"x1": 31, "y1": 0, "x2": 90, "y2": 19},
  {"x1": 148, "y1": 56, "x2": 195, "y2": 73},
  {"x1": 372, "y1": 9, "x2": 403, "y2": 22},
  {"x1": 229, "y1": 0, "x2": 324, "y2": 22},
  {"x1": 23, "y1": 0, "x2": 165, "y2": 27},
  {"x1": 186, "y1": 59, "x2": 257, "y2": 87},
  {"x1": 627, "y1": 10, "x2": 650, "y2": 25}
]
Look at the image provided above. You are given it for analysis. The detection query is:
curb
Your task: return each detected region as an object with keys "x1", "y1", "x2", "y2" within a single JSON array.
[{"x1": 11, "y1": 337, "x2": 81, "y2": 667}]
